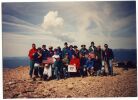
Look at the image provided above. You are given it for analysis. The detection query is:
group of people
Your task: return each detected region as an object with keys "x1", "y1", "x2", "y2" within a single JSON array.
[{"x1": 28, "y1": 42, "x2": 114, "y2": 81}]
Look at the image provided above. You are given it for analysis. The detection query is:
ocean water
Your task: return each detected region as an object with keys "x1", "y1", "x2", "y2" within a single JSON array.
[{"x1": 3, "y1": 49, "x2": 137, "y2": 68}]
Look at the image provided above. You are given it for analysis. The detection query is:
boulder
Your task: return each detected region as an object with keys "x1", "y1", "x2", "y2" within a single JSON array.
[{"x1": 67, "y1": 84, "x2": 73, "y2": 90}]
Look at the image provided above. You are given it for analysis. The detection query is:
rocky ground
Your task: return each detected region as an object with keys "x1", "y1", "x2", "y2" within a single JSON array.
[{"x1": 3, "y1": 66, "x2": 137, "y2": 98}]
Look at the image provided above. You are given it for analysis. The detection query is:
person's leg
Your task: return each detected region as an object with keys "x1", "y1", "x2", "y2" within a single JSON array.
[
  {"x1": 80, "y1": 67, "x2": 84, "y2": 77},
  {"x1": 107, "y1": 60, "x2": 111, "y2": 75},
  {"x1": 63, "y1": 67, "x2": 67, "y2": 78},
  {"x1": 29, "y1": 60, "x2": 34, "y2": 78},
  {"x1": 34, "y1": 67, "x2": 39, "y2": 77},
  {"x1": 87, "y1": 68, "x2": 90, "y2": 76},
  {"x1": 109, "y1": 60, "x2": 113, "y2": 76},
  {"x1": 38, "y1": 67, "x2": 44, "y2": 78},
  {"x1": 54, "y1": 67, "x2": 58, "y2": 80}
]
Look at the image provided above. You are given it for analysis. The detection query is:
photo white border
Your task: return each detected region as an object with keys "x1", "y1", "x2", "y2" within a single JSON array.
[{"x1": 0, "y1": 0, "x2": 137, "y2": 100}]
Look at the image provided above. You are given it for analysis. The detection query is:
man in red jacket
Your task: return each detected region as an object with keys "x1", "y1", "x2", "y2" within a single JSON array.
[{"x1": 28, "y1": 43, "x2": 37, "y2": 78}]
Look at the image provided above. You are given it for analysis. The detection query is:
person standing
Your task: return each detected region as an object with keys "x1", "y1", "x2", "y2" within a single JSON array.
[
  {"x1": 79, "y1": 53, "x2": 87, "y2": 77},
  {"x1": 95, "y1": 45, "x2": 104, "y2": 76},
  {"x1": 62, "y1": 42, "x2": 70, "y2": 58},
  {"x1": 89, "y1": 42, "x2": 97, "y2": 53},
  {"x1": 62, "y1": 53, "x2": 70, "y2": 79},
  {"x1": 42, "y1": 45, "x2": 49, "y2": 60},
  {"x1": 103, "y1": 44, "x2": 114, "y2": 76},
  {"x1": 68, "y1": 45, "x2": 75, "y2": 60},
  {"x1": 54, "y1": 55, "x2": 63, "y2": 80},
  {"x1": 74, "y1": 45, "x2": 79, "y2": 58},
  {"x1": 28, "y1": 43, "x2": 37, "y2": 78},
  {"x1": 33, "y1": 47, "x2": 43, "y2": 78},
  {"x1": 79, "y1": 45, "x2": 88, "y2": 56}
]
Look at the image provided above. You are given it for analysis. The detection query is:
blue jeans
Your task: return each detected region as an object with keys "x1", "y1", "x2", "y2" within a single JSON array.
[
  {"x1": 29, "y1": 60, "x2": 35, "y2": 77},
  {"x1": 54, "y1": 67, "x2": 60, "y2": 80},
  {"x1": 107, "y1": 60, "x2": 113, "y2": 75},
  {"x1": 63, "y1": 66, "x2": 68, "y2": 78}
]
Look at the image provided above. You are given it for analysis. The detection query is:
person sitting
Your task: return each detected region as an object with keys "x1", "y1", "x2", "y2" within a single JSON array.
[
  {"x1": 69, "y1": 54, "x2": 80, "y2": 76},
  {"x1": 86, "y1": 55, "x2": 95, "y2": 76},
  {"x1": 54, "y1": 55, "x2": 63, "y2": 80},
  {"x1": 62, "y1": 53, "x2": 70, "y2": 79}
]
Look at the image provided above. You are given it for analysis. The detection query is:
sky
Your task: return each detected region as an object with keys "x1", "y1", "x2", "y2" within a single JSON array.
[{"x1": 2, "y1": 1, "x2": 136, "y2": 57}]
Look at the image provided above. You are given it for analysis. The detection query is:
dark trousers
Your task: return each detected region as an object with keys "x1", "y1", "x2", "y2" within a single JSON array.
[
  {"x1": 63, "y1": 66, "x2": 68, "y2": 78},
  {"x1": 34, "y1": 66, "x2": 44, "y2": 77},
  {"x1": 80, "y1": 67, "x2": 84, "y2": 76}
]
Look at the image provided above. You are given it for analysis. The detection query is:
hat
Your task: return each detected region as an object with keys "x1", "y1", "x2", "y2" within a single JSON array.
[
  {"x1": 74, "y1": 45, "x2": 78, "y2": 48},
  {"x1": 49, "y1": 46, "x2": 53, "y2": 49},
  {"x1": 104, "y1": 44, "x2": 108, "y2": 47},
  {"x1": 37, "y1": 47, "x2": 41, "y2": 51},
  {"x1": 69, "y1": 45, "x2": 73, "y2": 48},
  {"x1": 91, "y1": 41, "x2": 94, "y2": 44}
]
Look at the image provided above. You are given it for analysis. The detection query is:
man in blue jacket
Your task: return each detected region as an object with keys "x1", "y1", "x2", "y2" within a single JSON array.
[{"x1": 42, "y1": 45, "x2": 49, "y2": 60}]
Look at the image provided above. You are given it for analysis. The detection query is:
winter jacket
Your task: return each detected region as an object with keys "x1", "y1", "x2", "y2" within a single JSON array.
[
  {"x1": 86, "y1": 58, "x2": 95, "y2": 68},
  {"x1": 33, "y1": 52, "x2": 42, "y2": 64},
  {"x1": 103, "y1": 48, "x2": 114, "y2": 61},
  {"x1": 62, "y1": 47, "x2": 70, "y2": 58},
  {"x1": 42, "y1": 49, "x2": 50, "y2": 60},
  {"x1": 28, "y1": 48, "x2": 37, "y2": 60},
  {"x1": 70, "y1": 58, "x2": 80, "y2": 69}
]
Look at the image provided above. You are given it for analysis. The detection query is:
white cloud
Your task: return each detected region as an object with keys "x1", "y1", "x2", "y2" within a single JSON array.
[{"x1": 41, "y1": 11, "x2": 64, "y2": 30}]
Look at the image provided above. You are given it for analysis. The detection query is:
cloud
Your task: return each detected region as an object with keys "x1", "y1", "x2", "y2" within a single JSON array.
[{"x1": 41, "y1": 11, "x2": 64, "y2": 30}]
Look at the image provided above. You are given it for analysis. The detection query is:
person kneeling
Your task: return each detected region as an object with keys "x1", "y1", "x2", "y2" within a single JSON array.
[{"x1": 86, "y1": 56, "x2": 95, "y2": 76}]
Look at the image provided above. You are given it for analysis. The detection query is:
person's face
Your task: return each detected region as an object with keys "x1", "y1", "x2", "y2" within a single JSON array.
[
  {"x1": 104, "y1": 46, "x2": 108, "y2": 49},
  {"x1": 54, "y1": 51, "x2": 57, "y2": 55},
  {"x1": 88, "y1": 57, "x2": 91, "y2": 60},
  {"x1": 65, "y1": 55, "x2": 68, "y2": 58},
  {"x1": 32, "y1": 44, "x2": 36, "y2": 49},
  {"x1": 64, "y1": 44, "x2": 67, "y2": 48},
  {"x1": 70, "y1": 47, "x2": 73, "y2": 50},
  {"x1": 42, "y1": 46, "x2": 46, "y2": 49},
  {"x1": 91, "y1": 43, "x2": 94, "y2": 46},
  {"x1": 72, "y1": 55, "x2": 75, "y2": 59},
  {"x1": 79, "y1": 54, "x2": 83, "y2": 58},
  {"x1": 38, "y1": 49, "x2": 41, "y2": 53},
  {"x1": 85, "y1": 54, "x2": 88, "y2": 58}
]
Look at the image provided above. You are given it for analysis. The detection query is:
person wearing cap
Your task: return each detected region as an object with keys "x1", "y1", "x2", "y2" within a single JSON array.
[
  {"x1": 89, "y1": 42, "x2": 97, "y2": 53},
  {"x1": 33, "y1": 47, "x2": 43, "y2": 79},
  {"x1": 74, "y1": 45, "x2": 79, "y2": 58},
  {"x1": 62, "y1": 53, "x2": 70, "y2": 78},
  {"x1": 54, "y1": 55, "x2": 63, "y2": 80},
  {"x1": 28, "y1": 43, "x2": 37, "y2": 79},
  {"x1": 48, "y1": 46, "x2": 54, "y2": 57},
  {"x1": 68, "y1": 45, "x2": 75, "y2": 60},
  {"x1": 62, "y1": 42, "x2": 70, "y2": 58},
  {"x1": 103, "y1": 44, "x2": 114, "y2": 76},
  {"x1": 42, "y1": 45, "x2": 50, "y2": 60}
]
